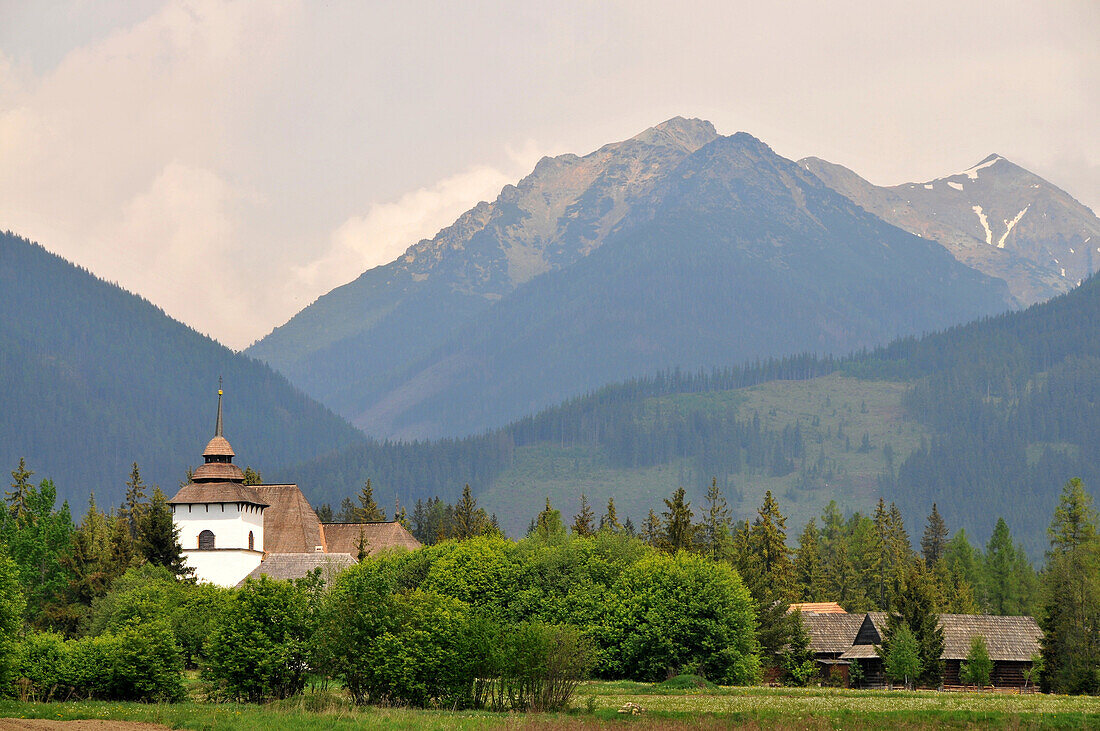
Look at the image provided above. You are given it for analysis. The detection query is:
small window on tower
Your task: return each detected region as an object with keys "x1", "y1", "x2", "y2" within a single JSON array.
[
  {"x1": 248, "y1": 531, "x2": 254, "y2": 551},
  {"x1": 198, "y1": 530, "x2": 215, "y2": 550}
]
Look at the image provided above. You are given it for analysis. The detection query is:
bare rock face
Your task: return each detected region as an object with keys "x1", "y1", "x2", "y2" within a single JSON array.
[
  {"x1": 801, "y1": 155, "x2": 1100, "y2": 307},
  {"x1": 249, "y1": 119, "x2": 1013, "y2": 440}
]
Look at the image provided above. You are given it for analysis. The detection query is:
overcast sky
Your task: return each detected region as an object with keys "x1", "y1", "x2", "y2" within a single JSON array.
[{"x1": 1, "y1": 0, "x2": 1097, "y2": 349}]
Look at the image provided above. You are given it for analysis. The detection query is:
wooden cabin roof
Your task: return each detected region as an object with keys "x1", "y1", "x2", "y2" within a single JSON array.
[
  {"x1": 320, "y1": 522, "x2": 421, "y2": 556},
  {"x1": 203, "y1": 435, "x2": 235, "y2": 457},
  {"x1": 191, "y1": 461, "x2": 246, "y2": 482},
  {"x1": 237, "y1": 552, "x2": 355, "y2": 585},
  {"x1": 798, "y1": 611, "x2": 866, "y2": 654},
  {"x1": 939, "y1": 614, "x2": 1042, "y2": 661},
  {"x1": 789, "y1": 602, "x2": 846, "y2": 614}
]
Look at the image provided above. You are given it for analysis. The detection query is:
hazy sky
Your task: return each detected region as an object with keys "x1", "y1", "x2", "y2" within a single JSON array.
[{"x1": 1, "y1": 1, "x2": 1097, "y2": 349}]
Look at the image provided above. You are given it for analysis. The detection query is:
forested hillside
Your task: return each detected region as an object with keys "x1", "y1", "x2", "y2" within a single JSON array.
[
  {"x1": 0, "y1": 231, "x2": 364, "y2": 510},
  {"x1": 282, "y1": 275, "x2": 1100, "y2": 556}
]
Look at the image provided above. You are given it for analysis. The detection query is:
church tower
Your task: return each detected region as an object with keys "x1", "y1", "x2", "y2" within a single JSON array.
[{"x1": 168, "y1": 388, "x2": 268, "y2": 586}]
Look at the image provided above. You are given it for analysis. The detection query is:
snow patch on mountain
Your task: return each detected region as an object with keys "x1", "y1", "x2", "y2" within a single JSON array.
[
  {"x1": 997, "y1": 206, "x2": 1030, "y2": 249},
  {"x1": 962, "y1": 155, "x2": 1003, "y2": 180},
  {"x1": 948, "y1": 181, "x2": 964, "y2": 191},
  {"x1": 972, "y1": 205, "x2": 993, "y2": 245}
]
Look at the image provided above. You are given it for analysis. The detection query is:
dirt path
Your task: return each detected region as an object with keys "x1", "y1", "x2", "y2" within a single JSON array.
[{"x1": 0, "y1": 721, "x2": 169, "y2": 730}]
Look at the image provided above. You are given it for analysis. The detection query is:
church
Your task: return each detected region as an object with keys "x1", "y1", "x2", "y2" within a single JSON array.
[{"x1": 169, "y1": 390, "x2": 420, "y2": 587}]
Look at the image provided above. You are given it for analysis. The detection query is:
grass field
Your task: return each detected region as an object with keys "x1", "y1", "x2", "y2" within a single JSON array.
[{"x1": 2, "y1": 682, "x2": 1097, "y2": 730}]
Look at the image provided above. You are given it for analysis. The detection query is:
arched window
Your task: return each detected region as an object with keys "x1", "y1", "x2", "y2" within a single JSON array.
[
  {"x1": 248, "y1": 531, "x2": 254, "y2": 551},
  {"x1": 198, "y1": 530, "x2": 215, "y2": 550}
]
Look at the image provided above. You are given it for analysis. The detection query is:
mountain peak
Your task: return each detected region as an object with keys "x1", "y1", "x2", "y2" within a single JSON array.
[{"x1": 633, "y1": 116, "x2": 718, "y2": 152}]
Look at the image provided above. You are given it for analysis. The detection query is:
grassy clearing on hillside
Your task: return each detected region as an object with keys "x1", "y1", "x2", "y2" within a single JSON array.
[
  {"x1": 2, "y1": 684, "x2": 1097, "y2": 730},
  {"x1": 482, "y1": 374, "x2": 929, "y2": 535}
]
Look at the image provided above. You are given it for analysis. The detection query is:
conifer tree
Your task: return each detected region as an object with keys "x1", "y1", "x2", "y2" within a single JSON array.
[
  {"x1": 641, "y1": 510, "x2": 661, "y2": 546},
  {"x1": 599, "y1": 497, "x2": 622, "y2": 532},
  {"x1": 747, "y1": 490, "x2": 794, "y2": 600},
  {"x1": 122, "y1": 462, "x2": 147, "y2": 540},
  {"x1": 393, "y1": 499, "x2": 410, "y2": 530},
  {"x1": 659, "y1": 487, "x2": 695, "y2": 552},
  {"x1": 1040, "y1": 478, "x2": 1100, "y2": 694},
  {"x1": 242, "y1": 467, "x2": 263, "y2": 485},
  {"x1": 314, "y1": 503, "x2": 334, "y2": 522},
  {"x1": 337, "y1": 497, "x2": 356, "y2": 522},
  {"x1": 921, "y1": 503, "x2": 948, "y2": 566},
  {"x1": 355, "y1": 479, "x2": 386, "y2": 522},
  {"x1": 884, "y1": 562, "x2": 944, "y2": 686},
  {"x1": 5, "y1": 458, "x2": 32, "y2": 519},
  {"x1": 700, "y1": 477, "x2": 732, "y2": 560},
  {"x1": 794, "y1": 519, "x2": 827, "y2": 602},
  {"x1": 453, "y1": 484, "x2": 483, "y2": 539},
  {"x1": 61, "y1": 494, "x2": 114, "y2": 606},
  {"x1": 983, "y1": 517, "x2": 1020, "y2": 615},
  {"x1": 411, "y1": 499, "x2": 427, "y2": 541},
  {"x1": 534, "y1": 497, "x2": 565, "y2": 542},
  {"x1": 622, "y1": 516, "x2": 636, "y2": 536},
  {"x1": 138, "y1": 487, "x2": 191, "y2": 579},
  {"x1": 571, "y1": 493, "x2": 595, "y2": 537}
]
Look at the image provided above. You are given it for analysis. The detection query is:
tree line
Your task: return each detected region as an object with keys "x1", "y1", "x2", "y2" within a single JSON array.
[{"x1": 1, "y1": 459, "x2": 1097, "y2": 702}]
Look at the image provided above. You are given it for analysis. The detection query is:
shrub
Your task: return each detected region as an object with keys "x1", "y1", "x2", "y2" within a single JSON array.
[
  {"x1": 960, "y1": 634, "x2": 993, "y2": 687},
  {"x1": 497, "y1": 622, "x2": 594, "y2": 712},
  {"x1": 203, "y1": 577, "x2": 312, "y2": 702},
  {"x1": 0, "y1": 551, "x2": 24, "y2": 695},
  {"x1": 604, "y1": 551, "x2": 759, "y2": 684},
  {"x1": 16, "y1": 632, "x2": 66, "y2": 701}
]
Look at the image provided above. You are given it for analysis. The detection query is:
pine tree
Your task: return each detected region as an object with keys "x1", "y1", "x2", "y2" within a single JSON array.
[
  {"x1": 641, "y1": 510, "x2": 661, "y2": 546},
  {"x1": 61, "y1": 494, "x2": 114, "y2": 606},
  {"x1": 983, "y1": 517, "x2": 1019, "y2": 615},
  {"x1": 411, "y1": 499, "x2": 427, "y2": 541},
  {"x1": 1039, "y1": 478, "x2": 1100, "y2": 694},
  {"x1": 337, "y1": 497, "x2": 356, "y2": 522},
  {"x1": 453, "y1": 484, "x2": 483, "y2": 539},
  {"x1": 394, "y1": 499, "x2": 410, "y2": 530},
  {"x1": 122, "y1": 463, "x2": 147, "y2": 540},
  {"x1": 747, "y1": 490, "x2": 794, "y2": 600},
  {"x1": 660, "y1": 487, "x2": 695, "y2": 552},
  {"x1": 355, "y1": 479, "x2": 386, "y2": 522},
  {"x1": 534, "y1": 498, "x2": 565, "y2": 542},
  {"x1": 314, "y1": 503, "x2": 334, "y2": 522},
  {"x1": 921, "y1": 503, "x2": 948, "y2": 566},
  {"x1": 356, "y1": 526, "x2": 369, "y2": 562},
  {"x1": 571, "y1": 493, "x2": 595, "y2": 537},
  {"x1": 137, "y1": 487, "x2": 191, "y2": 579},
  {"x1": 5, "y1": 458, "x2": 33, "y2": 519},
  {"x1": 700, "y1": 477, "x2": 732, "y2": 560},
  {"x1": 599, "y1": 496, "x2": 621, "y2": 533},
  {"x1": 794, "y1": 519, "x2": 827, "y2": 602},
  {"x1": 885, "y1": 562, "x2": 944, "y2": 687},
  {"x1": 242, "y1": 467, "x2": 263, "y2": 485}
]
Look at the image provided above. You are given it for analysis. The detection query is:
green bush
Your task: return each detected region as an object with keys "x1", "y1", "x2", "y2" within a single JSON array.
[
  {"x1": 16, "y1": 632, "x2": 66, "y2": 701},
  {"x1": 0, "y1": 551, "x2": 24, "y2": 696},
  {"x1": 18, "y1": 622, "x2": 183, "y2": 703},
  {"x1": 604, "y1": 551, "x2": 760, "y2": 684},
  {"x1": 203, "y1": 577, "x2": 312, "y2": 702},
  {"x1": 496, "y1": 622, "x2": 594, "y2": 712}
]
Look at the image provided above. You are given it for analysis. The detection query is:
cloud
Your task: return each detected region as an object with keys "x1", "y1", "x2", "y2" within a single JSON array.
[{"x1": 296, "y1": 144, "x2": 546, "y2": 296}]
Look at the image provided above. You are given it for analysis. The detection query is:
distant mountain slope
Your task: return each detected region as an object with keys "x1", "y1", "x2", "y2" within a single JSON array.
[
  {"x1": 0, "y1": 231, "x2": 364, "y2": 510},
  {"x1": 801, "y1": 155, "x2": 1100, "y2": 306},
  {"x1": 283, "y1": 274, "x2": 1100, "y2": 558},
  {"x1": 250, "y1": 120, "x2": 1011, "y2": 439},
  {"x1": 247, "y1": 117, "x2": 720, "y2": 410}
]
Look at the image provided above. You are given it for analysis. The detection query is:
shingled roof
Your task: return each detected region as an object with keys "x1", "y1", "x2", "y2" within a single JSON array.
[
  {"x1": 789, "y1": 602, "x2": 847, "y2": 614},
  {"x1": 168, "y1": 482, "x2": 268, "y2": 506},
  {"x1": 798, "y1": 611, "x2": 866, "y2": 654},
  {"x1": 253, "y1": 484, "x2": 326, "y2": 553},
  {"x1": 321, "y1": 522, "x2": 421, "y2": 556},
  {"x1": 940, "y1": 614, "x2": 1041, "y2": 661},
  {"x1": 237, "y1": 552, "x2": 356, "y2": 585}
]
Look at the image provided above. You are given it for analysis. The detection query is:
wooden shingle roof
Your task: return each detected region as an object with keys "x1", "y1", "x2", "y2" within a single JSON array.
[
  {"x1": 168, "y1": 482, "x2": 268, "y2": 506},
  {"x1": 320, "y1": 522, "x2": 421, "y2": 556},
  {"x1": 203, "y1": 435, "x2": 235, "y2": 457},
  {"x1": 798, "y1": 612, "x2": 866, "y2": 654},
  {"x1": 253, "y1": 484, "x2": 326, "y2": 553},
  {"x1": 237, "y1": 552, "x2": 355, "y2": 585},
  {"x1": 789, "y1": 602, "x2": 847, "y2": 614},
  {"x1": 191, "y1": 462, "x2": 246, "y2": 482},
  {"x1": 939, "y1": 614, "x2": 1041, "y2": 661}
]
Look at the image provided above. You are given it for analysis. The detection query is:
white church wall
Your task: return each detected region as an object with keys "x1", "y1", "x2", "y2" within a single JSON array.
[
  {"x1": 182, "y1": 549, "x2": 262, "y2": 588},
  {"x1": 172, "y1": 502, "x2": 264, "y2": 552}
]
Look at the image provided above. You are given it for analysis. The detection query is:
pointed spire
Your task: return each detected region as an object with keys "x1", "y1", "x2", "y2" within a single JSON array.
[{"x1": 215, "y1": 377, "x2": 224, "y2": 437}]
